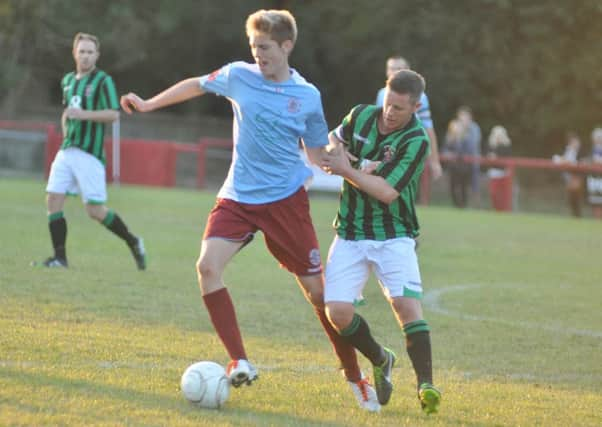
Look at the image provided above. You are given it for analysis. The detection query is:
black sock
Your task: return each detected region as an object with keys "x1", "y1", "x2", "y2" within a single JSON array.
[
  {"x1": 404, "y1": 320, "x2": 433, "y2": 387},
  {"x1": 48, "y1": 212, "x2": 67, "y2": 260},
  {"x1": 102, "y1": 210, "x2": 137, "y2": 246},
  {"x1": 339, "y1": 313, "x2": 385, "y2": 366}
]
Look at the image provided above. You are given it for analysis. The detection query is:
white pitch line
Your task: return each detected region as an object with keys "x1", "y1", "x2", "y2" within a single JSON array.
[{"x1": 423, "y1": 284, "x2": 602, "y2": 339}]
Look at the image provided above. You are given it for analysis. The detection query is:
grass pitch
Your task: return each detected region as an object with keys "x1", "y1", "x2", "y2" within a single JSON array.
[{"x1": 1, "y1": 178, "x2": 601, "y2": 426}]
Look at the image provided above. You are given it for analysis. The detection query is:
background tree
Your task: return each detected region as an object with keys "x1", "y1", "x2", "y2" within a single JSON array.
[{"x1": 1, "y1": 0, "x2": 600, "y2": 155}]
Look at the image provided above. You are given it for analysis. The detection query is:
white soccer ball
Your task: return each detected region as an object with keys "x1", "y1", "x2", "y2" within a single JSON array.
[{"x1": 180, "y1": 361, "x2": 230, "y2": 409}]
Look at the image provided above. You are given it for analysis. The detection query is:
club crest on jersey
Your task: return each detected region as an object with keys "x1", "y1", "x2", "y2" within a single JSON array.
[
  {"x1": 382, "y1": 145, "x2": 394, "y2": 163},
  {"x1": 85, "y1": 84, "x2": 93, "y2": 97},
  {"x1": 287, "y1": 97, "x2": 301, "y2": 113}
]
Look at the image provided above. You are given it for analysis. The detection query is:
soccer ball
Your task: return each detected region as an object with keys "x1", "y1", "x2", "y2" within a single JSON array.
[{"x1": 180, "y1": 361, "x2": 230, "y2": 409}]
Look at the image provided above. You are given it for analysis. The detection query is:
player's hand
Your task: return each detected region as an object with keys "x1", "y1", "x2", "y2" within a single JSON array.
[
  {"x1": 323, "y1": 144, "x2": 351, "y2": 176},
  {"x1": 361, "y1": 160, "x2": 381, "y2": 174},
  {"x1": 120, "y1": 93, "x2": 147, "y2": 114},
  {"x1": 430, "y1": 160, "x2": 443, "y2": 180},
  {"x1": 345, "y1": 151, "x2": 358, "y2": 162}
]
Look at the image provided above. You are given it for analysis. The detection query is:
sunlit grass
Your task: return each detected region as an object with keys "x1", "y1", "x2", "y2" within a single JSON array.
[{"x1": 1, "y1": 178, "x2": 601, "y2": 426}]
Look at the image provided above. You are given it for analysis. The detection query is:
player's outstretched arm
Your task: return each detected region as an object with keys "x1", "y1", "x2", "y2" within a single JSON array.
[
  {"x1": 64, "y1": 107, "x2": 118, "y2": 123},
  {"x1": 120, "y1": 78, "x2": 205, "y2": 114}
]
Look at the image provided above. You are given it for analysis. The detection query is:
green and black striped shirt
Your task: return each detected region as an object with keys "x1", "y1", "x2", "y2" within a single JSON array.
[
  {"x1": 332, "y1": 104, "x2": 430, "y2": 240},
  {"x1": 61, "y1": 69, "x2": 119, "y2": 163}
]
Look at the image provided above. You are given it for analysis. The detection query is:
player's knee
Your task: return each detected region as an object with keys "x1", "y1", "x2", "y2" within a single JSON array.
[
  {"x1": 325, "y1": 303, "x2": 354, "y2": 332},
  {"x1": 307, "y1": 289, "x2": 324, "y2": 308},
  {"x1": 196, "y1": 257, "x2": 221, "y2": 281},
  {"x1": 85, "y1": 204, "x2": 106, "y2": 222},
  {"x1": 391, "y1": 297, "x2": 404, "y2": 314},
  {"x1": 86, "y1": 208, "x2": 102, "y2": 221},
  {"x1": 391, "y1": 296, "x2": 423, "y2": 322}
]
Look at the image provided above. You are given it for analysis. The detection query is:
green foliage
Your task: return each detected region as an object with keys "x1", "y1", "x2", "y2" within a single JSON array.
[
  {"x1": 1, "y1": 1, "x2": 601, "y2": 153},
  {"x1": 1, "y1": 178, "x2": 602, "y2": 426}
]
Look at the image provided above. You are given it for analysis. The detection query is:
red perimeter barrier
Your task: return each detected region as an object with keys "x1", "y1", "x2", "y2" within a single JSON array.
[
  {"x1": 1, "y1": 120, "x2": 232, "y2": 188},
  {"x1": 7, "y1": 120, "x2": 599, "y2": 204},
  {"x1": 196, "y1": 137, "x2": 233, "y2": 188},
  {"x1": 438, "y1": 154, "x2": 602, "y2": 211},
  {"x1": 40, "y1": 125, "x2": 181, "y2": 187},
  {"x1": 106, "y1": 139, "x2": 179, "y2": 187}
]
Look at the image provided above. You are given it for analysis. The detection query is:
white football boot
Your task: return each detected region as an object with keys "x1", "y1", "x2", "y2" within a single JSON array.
[
  {"x1": 348, "y1": 375, "x2": 381, "y2": 412},
  {"x1": 226, "y1": 359, "x2": 258, "y2": 387}
]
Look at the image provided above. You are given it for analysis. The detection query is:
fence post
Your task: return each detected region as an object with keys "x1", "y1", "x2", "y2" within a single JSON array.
[{"x1": 112, "y1": 119, "x2": 120, "y2": 186}]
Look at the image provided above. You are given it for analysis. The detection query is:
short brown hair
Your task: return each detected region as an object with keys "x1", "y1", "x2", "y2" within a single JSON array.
[
  {"x1": 72, "y1": 32, "x2": 100, "y2": 51},
  {"x1": 386, "y1": 69, "x2": 425, "y2": 104},
  {"x1": 246, "y1": 9, "x2": 297, "y2": 45}
]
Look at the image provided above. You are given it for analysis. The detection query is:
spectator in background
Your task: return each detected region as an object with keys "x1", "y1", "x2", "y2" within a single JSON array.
[
  {"x1": 443, "y1": 119, "x2": 471, "y2": 208},
  {"x1": 586, "y1": 127, "x2": 602, "y2": 218},
  {"x1": 486, "y1": 125, "x2": 513, "y2": 211},
  {"x1": 456, "y1": 106, "x2": 482, "y2": 206},
  {"x1": 375, "y1": 55, "x2": 442, "y2": 184},
  {"x1": 553, "y1": 132, "x2": 582, "y2": 217}
]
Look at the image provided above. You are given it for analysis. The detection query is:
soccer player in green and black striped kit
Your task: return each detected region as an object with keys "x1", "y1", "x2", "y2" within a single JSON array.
[
  {"x1": 322, "y1": 69, "x2": 441, "y2": 414},
  {"x1": 40, "y1": 32, "x2": 145, "y2": 270}
]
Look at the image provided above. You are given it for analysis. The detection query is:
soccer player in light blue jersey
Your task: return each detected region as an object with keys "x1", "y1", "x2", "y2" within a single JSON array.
[{"x1": 121, "y1": 9, "x2": 379, "y2": 411}]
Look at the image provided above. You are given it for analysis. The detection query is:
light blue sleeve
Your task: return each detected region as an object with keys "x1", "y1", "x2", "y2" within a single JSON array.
[
  {"x1": 417, "y1": 92, "x2": 433, "y2": 129},
  {"x1": 302, "y1": 95, "x2": 328, "y2": 148},
  {"x1": 198, "y1": 62, "x2": 234, "y2": 97}
]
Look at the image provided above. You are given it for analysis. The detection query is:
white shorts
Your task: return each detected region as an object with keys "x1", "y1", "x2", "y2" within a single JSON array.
[
  {"x1": 324, "y1": 235, "x2": 422, "y2": 303},
  {"x1": 46, "y1": 147, "x2": 107, "y2": 204}
]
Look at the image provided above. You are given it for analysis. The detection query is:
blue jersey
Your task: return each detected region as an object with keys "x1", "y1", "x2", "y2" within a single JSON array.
[
  {"x1": 199, "y1": 61, "x2": 328, "y2": 204},
  {"x1": 375, "y1": 88, "x2": 433, "y2": 129}
]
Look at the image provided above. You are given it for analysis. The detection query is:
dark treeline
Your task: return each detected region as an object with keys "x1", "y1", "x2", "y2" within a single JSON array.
[{"x1": 1, "y1": 0, "x2": 601, "y2": 154}]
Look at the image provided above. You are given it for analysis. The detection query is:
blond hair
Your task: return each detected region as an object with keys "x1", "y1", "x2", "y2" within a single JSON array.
[
  {"x1": 446, "y1": 119, "x2": 467, "y2": 142},
  {"x1": 72, "y1": 32, "x2": 100, "y2": 51},
  {"x1": 488, "y1": 125, "x2": 511, "y2": 148},
  {"x1": 246, "y1": 9, "x2": 297, "y2": 45}
]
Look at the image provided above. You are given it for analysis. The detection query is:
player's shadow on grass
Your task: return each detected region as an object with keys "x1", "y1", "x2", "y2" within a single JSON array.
[{"x1": 2, "y1": 367, "x2": 351, "y2": 426}]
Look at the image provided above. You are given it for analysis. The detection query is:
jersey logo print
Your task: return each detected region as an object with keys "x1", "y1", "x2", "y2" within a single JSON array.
[
  {"x1": 255, "y1": 110, "x2": 283, "y2": 144},
  {"x1": 353, "y1": 133, "x2": 371, "y2": 145},
  {"x1": 261, "y1": 85, "x2": 284, "y2": 93},
  {"x1": 85, "y1": 84, "x2": 94, "y2": 97},
  {"x1": 207, "y1": 69, "x2": 220, "y2": 82},
  {"x1": 69, "y1": 96, "x2": 82, "y2": 109}
]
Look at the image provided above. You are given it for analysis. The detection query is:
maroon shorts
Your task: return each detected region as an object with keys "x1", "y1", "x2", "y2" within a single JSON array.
[{"x1": 203, "y1": 187, "x2": 322, "y2": 276}]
